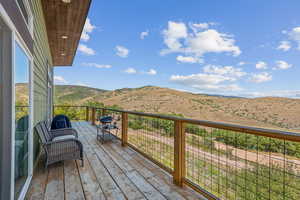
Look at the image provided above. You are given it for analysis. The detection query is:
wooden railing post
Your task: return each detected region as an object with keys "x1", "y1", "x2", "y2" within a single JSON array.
[
  {"x1": 91, "y1": 107, "x2": 96, "y2": 125},
  {"x1": 102, "y1": 108, "x2": 106, "y2": 116},
  {"x1": 173, "y1": 120, "x2": 185, "y2": 187},
  {"x1": 122, "y1": 112, "x2": 128, "y2": 147},
  {"x1": 86, "y1": 106, "x2": 89, "y2": 121}
]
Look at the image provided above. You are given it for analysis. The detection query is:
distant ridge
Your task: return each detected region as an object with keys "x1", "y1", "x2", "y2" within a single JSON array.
[{"x1": 51, "y1": 84, "x2": 300, "y2": 131}]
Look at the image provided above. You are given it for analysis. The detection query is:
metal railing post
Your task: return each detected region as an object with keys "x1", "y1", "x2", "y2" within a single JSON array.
[
  {"x1": 122, "y1": 112, "x2": 128, "y2": 147},
  {"x1": 91, "y1": 107, "x2": 96, "y2": 125},
  {"x1": 173, "y1": 120, "x2": 185, "y2": 187}
]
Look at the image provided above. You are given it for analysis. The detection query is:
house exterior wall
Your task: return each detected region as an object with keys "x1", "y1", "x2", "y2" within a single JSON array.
[{"x1": 31, "y1": 0, "x2": 53, "y2": 163}]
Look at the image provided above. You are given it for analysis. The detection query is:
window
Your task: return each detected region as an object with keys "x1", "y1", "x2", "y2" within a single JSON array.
[
  {"x1": 47, "y1": 63, "x2": 53, "y2": 120},
  {"x1": 14, "y1": 42, "x2": 30, "y2": 199}
]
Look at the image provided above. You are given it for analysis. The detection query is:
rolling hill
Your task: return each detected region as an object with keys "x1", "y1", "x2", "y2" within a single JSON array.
[{"x1": 53, "y1": 85, "x2": 300, "y2": 131}]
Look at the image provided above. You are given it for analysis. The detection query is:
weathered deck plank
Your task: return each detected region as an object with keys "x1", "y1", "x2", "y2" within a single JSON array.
[
  {"x1": 44, "y1": 162, "x2": 64, "y2": 200},
  {"x1": 25, "y1": 160, "x2": 48, "y2": 200},
  {"x1": 75, "y1": 123, "x2": 126, "y2": 200},
  {"x1": 75, "y1": 157, "x2": 106, "y2": 200},
  {"x1": 26, "y1": 121, "x2": 206, "y2": 200},
  {"x1": 83, "y1": 127, "x2": 146, "y2": 200},
  {"x1": 64, "y1": 160, "x2": 85, "y2": 200}
]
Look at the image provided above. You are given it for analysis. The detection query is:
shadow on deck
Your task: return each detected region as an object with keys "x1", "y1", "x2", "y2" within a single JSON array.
[{"x1": 26, "y1": 121, "x2": 206, "y2": 200}]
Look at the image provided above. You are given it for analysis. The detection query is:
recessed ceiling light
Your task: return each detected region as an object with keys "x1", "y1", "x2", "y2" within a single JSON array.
[
  {"x1": 61, "y1": 53, "x2": 66, "y2": 56},
  {"x1": 62, "y1": 0, "x2": 71, "y2": 3},
  {"x1": 61, "y1": 35, "x2": 68, "y2": 39}
]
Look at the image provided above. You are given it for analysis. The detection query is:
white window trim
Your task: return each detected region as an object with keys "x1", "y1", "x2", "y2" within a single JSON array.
[{"x1": 15, "y1": 0, "x2": 33, "y2": 37}]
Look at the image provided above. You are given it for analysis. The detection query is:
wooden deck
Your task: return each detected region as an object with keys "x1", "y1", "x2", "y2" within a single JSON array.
[{"x1": 26, "y1": 122, "x2": 206, "y2": 200}]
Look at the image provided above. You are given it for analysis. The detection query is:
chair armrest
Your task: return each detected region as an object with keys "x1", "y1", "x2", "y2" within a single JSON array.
[
  {"x1": 50, "y1": 128, "x2": 78, "y2": 138},
  {"x1": 44, "y1": 138, "x2": 83, "y2": 153}
]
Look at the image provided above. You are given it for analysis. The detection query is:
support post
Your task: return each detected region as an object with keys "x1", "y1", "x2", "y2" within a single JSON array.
[
  {"x1": 91, "y1": 107, "x2": 96, "y2": 125},
  {"x1": 86, "y1": 106, "x2": 89, "y2": 121},
  {"x1": 121, "y1": 112, "x2": 128, "y2": 147},
  {"x1": 173, "y1": 120, "x2": 185, "y2": 187}
]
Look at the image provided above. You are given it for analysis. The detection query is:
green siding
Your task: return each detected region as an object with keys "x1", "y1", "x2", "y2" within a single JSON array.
[{"x1": 30, "y1": 0, "x2": 53, "y2": 162}]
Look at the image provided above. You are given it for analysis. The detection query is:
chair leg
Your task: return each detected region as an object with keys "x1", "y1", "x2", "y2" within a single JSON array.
[
  {"x1": 81, "y1": 158, "x2": 84, "y2": 167},
  {"x1": 44, "y1": 157, "x2": 48, "y2": 169}
]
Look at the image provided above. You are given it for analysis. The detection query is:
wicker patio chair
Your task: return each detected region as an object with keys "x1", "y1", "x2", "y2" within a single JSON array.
[{"x1": 35, "y1": 122, "x2": 84, "y2": 168}]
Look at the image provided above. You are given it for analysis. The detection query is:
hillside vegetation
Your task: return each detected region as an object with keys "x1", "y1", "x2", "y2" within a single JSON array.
[{"x1": 53, "y1": 85, "x2": 300, "y2": 131}]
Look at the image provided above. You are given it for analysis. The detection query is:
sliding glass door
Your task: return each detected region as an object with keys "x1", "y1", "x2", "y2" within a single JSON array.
[{"x1": 14, "y1": 42, "x2": 31, "y2": 199}]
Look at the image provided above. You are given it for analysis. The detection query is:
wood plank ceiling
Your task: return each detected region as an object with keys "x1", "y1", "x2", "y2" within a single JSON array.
[{"x1": 42, "y1": 0, "x2": 91, "y2": 66}]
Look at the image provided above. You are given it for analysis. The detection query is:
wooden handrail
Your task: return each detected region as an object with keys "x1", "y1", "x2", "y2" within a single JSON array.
[
  {"x1": 81, "y1": 106, "x2": 300, "y2": 142},
  {"x1": 53, "y1": 105, "x2": 300, "y2": 142}
]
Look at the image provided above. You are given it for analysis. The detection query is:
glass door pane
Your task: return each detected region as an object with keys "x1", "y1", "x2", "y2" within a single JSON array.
[{"x1": 14, "y1": 43, "x2": 30, "y2": 199}]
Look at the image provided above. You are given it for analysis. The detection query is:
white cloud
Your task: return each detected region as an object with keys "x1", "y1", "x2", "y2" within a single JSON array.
[
  {"x1": 191, "y1": 23, "x2": 209, "y2": 30},
  {"x1": 146, "y1": 69, "x2": 157, "y2": 75},
  {"x1": 78, "y1": 44, "x2": 95, "y2": 55},
  {"x1": 255, "y1": 61, "x2": 268, "y2": 70},
  {"x1": 250, "y1": 72, "x2": 272, "y2": 83},
  {"x1": 82, "y1": 62, "x2": 112, "y2": 69},
  {"x1": 273, "y1": 60, "x2": 292, "y2": 70},
  {"x1": 171, "y1": 73, "x2": 233, "y2": 86},
  {"x1": 288, "y1": 27, "x2": 300, "y2": 49},
  {"x1": 238, "y1": 61, "x2": 246, "y2": 66},
  {"x1": 75, "y1": 82, "x2": 91, "y2": 87},
  {"x1": 170, "y1": 73, "x2": 242, "y2": 92},
  {"x1": 124, "y1": 68, "x2": 157, "y2": 75},
  {"x1": 162, "y1": 21, "x2": 188, "y2": 52},
  {"x1": 176, "y1": 55, "x2": 203, "y2": 64},
  {"x1": 54, "y1": 76, "x2": 68, "y2": 84},
  {"x1": 186, "y1": 29, "x2": 241, "y2": 57},
  {"x1": 81, "y1": 18, "x2": 96, "y2": 42},
  {"x1": 161, "y1": 21, "x2": 241, "y2": 62},
  {"x1": 140, "y1": 30, "x2": 149, "y2": 39},
  {"x1": 242, "y1": 90, "x2": 300, "y2": 98},
  {"x1": 170, "y1": 63, "x2": 246, "y2": 92},
  {"x1": 189, "y1": 22, "x2": 216, "y2": 32},
  {"x1": 187, "y1": 29, "x2": 241, "y2": 56},
  {"x1": 277, "y1": 41, "x2": 291, "y2": 51},
  {"x1": 124, "y1": 67, "x2": 137, "y2": 74},
  {"x1": 116, "y1": 45, "x2": 129, "y2": 58},
  {"x1": 203, "y1": 65, "x2": 246, "y2": 79}
]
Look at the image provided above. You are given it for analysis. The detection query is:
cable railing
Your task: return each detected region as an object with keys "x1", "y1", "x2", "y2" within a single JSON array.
[{"x1": 53, "y1": 105, "x2": 300, "y2": 200}]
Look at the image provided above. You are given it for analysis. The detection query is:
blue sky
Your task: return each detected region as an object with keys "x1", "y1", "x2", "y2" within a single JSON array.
[{"x1": 54, "y1": 0, "x2": 300, "y2": 98}]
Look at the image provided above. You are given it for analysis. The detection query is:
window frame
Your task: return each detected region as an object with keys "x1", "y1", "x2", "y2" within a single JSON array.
[
  {"x1": 15, "y1": 0, "x2": 33, "y2": 36},
  {"x1": 13, "y1": 30, "x2": 34, "y2": 200},
  {"x1": 47, "y1": 61, "x2": 53, "y2": 120}
]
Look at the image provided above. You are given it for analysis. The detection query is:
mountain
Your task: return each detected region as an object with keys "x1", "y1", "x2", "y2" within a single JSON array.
[
  {"x1": 54, "y1": 85, "x2": 107, "y2": 104},
  {"x1": 53, "y1": 85, "x2": 300, "y2": 131}
]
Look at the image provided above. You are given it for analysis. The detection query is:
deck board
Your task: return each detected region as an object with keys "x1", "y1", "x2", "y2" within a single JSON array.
[{"x1": 26, "y1": 121, "x2": 206, "y2": 200}]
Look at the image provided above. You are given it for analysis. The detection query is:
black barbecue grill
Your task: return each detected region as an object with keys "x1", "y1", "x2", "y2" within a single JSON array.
[{"x1": 96, "y1": 116, "x2": 119, "y2": 143}]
